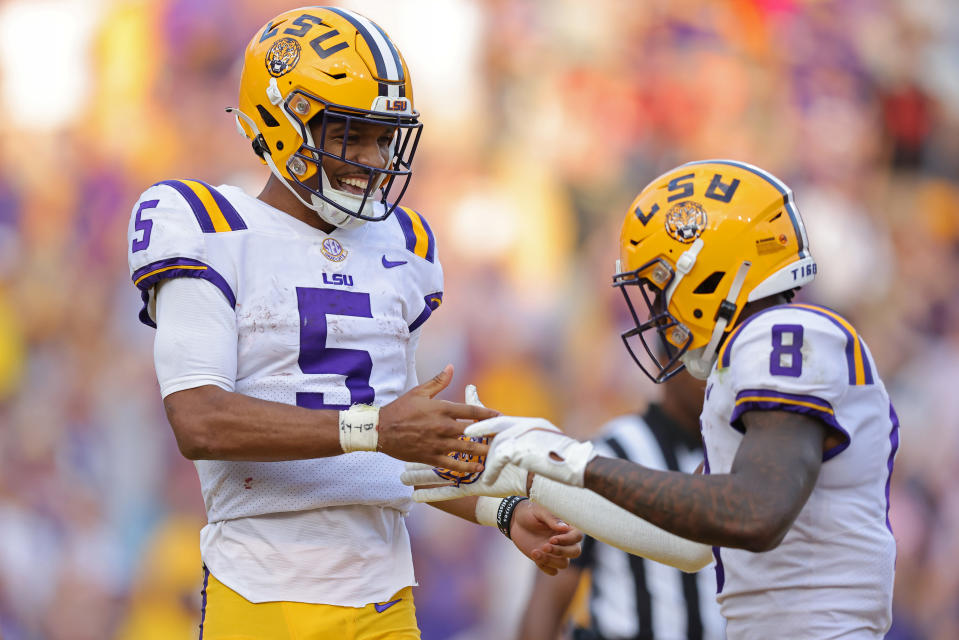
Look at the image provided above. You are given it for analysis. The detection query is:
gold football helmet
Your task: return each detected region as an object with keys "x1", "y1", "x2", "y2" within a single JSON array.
[
  {"x1": 614, "y1": 160, "x2": 817, "y2": 382},
  {"x1": 230, "y1": 7, "x2": 421, "y2": 228}
]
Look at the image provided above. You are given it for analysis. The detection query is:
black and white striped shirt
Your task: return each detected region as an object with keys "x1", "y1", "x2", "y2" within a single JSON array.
[{"x1": 572, "y1": 405, "x2": 725, "y2": 640}]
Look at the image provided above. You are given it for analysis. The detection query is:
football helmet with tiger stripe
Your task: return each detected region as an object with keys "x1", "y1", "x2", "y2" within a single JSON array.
[
  {"x1": 231, "y1": 7, "x2": 421, "y2": 229},
  {"x1": 615, "y1": 160, "x2": 817, "y2": 382}
]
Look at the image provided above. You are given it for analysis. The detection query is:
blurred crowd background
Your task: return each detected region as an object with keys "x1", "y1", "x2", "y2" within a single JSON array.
[{"x1": 0, "y1": 0, "x2": 956, "y2": 638}]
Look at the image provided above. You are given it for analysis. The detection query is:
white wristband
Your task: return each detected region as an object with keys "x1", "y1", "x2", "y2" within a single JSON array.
[
  {"x1": 339, "y1": 404, "x2": 379, "y2": 453},
  {"x1": 475, "y1": 496, "x2": 501, "y2": 527}
]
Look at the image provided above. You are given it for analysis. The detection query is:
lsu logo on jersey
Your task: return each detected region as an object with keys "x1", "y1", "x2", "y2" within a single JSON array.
[{"x1": 322, "y1": 273, "x2": 354, "y2": 286}]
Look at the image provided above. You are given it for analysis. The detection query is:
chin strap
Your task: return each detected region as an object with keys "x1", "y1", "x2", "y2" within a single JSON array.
[
  {"x1": 227, "y1": 107, "x2": 313, "y2": 209},
  {"x1": 684, "y1": 260, "x2": 752, "y2": 378},
  {"x1": 664, "y1": 238, "x2": 705, "y2": 307},
  {"x1": 226, "y1": 106, "x2": 291, "y2": 191},
  {"x1": 226, "y1": 106, "x2": 368, "y2": 229}
]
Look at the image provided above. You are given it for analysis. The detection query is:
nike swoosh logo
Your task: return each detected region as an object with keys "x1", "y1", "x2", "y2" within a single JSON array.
[
  {"x1": 382, "y1": 256, "x2": 408, "y2": 269},
  {"x1": 374, "y1": 598, "x2": 402, "y2": 613}
]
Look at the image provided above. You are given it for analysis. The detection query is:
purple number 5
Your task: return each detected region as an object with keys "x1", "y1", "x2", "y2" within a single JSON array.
[
  {"x1": 295, "y1": 287, "x2": 375, "y2": 410},
  {"x1": 770, "y1": 324, "x2": 804, "y2": 377},
  {"x1": 131, "y1": 199, "x2": 159, "y2": 252}
]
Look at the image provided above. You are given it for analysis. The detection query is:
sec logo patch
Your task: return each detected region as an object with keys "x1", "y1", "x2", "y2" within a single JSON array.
[{"x1": 320, "y1": 237, "x2": 348, "y2": 262}]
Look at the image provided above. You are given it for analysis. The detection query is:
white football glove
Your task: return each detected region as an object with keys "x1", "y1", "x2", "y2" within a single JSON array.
[
  {"x1": 464, "y1": 416, "x2": 598, "y2": 488},
  {"x1": 400, "y1": 385, "x2": 529, "y2": 502}
]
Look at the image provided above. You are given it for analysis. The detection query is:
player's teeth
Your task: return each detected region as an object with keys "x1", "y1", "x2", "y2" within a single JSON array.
[{"x1": 340, "y1": 177, "x2": 368, "y2": 189}]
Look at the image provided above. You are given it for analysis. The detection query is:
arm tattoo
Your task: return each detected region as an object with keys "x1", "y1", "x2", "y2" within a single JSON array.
[{"x1": 584, "y1": 410, "x2": 826, "y2": 550}]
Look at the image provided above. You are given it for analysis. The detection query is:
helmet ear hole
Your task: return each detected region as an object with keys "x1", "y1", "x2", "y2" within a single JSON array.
[
  {"x1": 252, "y1": 134, "x2": 270, "y2": 158},
  {"x1": 693, "y1": 271, "x2": 725, "y2": 295}
]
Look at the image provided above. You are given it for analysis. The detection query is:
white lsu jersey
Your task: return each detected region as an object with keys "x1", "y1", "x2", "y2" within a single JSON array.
[
  {"x1": 702, "y1": 303, "x2": 898, "y2": 640},
  {"x1": 127, "y1": 179, "x2": 443, "y2": 522}
]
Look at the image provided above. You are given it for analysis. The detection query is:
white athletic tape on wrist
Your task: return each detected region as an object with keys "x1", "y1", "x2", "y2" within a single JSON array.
[
  {"x1": 529, "y1": 475, "x2": 712, "y2": 573},
  {"x1": 339, "y1": 404, "x2": 379, "y2": 453},
  {"x1": 475, "y1": 496, "x2": 500, "y2": 527}
]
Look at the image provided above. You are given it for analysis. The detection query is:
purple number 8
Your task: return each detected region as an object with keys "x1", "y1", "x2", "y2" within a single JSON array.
[
  {"x1": 295, "y1": 287, "x2": 375, "y2": 410},
  {"x1": 770, "y1": 324, "x2": 803, "y2": 377}
]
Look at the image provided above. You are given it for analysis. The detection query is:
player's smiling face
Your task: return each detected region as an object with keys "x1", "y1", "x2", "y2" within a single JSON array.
[{"x1": 311, "y1": 116, "x2": 396, "y2": 195}]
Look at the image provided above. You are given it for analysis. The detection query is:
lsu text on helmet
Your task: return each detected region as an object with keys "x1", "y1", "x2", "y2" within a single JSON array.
[
  {"x1": 230, "y1": 6, "x2": 422, "y2": 229},
  {"x1": 614, "y1": 159, "x2": 817, "y2": 382}
]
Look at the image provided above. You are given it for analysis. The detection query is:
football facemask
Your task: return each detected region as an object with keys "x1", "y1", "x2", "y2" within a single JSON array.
[
  {"x1": 284, "y1": 99, "x2": 420, "y2": 226},
  {"x1": 613, "y1": 258, "x2": 691, "y2": 383}
]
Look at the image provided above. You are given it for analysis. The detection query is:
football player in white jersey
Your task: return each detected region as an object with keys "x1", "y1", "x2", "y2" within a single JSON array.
[
  {"x1": 423, "y1": 161, "x2": 898, "y2": 639},
  {"x1": 127, "y1": 7, "x2": 580, "y2": 639}
]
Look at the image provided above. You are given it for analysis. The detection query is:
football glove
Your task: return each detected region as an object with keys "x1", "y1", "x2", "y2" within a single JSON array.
[{"x1": 464, "y1": 416, "x2": 598, "y2": 488}]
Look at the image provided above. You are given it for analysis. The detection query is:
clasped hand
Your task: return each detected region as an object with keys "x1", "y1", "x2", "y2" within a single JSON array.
[
  {"x1": 402, "y1": 392, "x2": 598, "y2": 500},
  {"x1": 462, "y1": 416, "x2": 599, "y2": 489},
  {"x1": 400, "y1": 385, "x2": 584, "y2": 575},
  {"x1": 378, "y1": 365, "x2": 496, "y2": 472}
]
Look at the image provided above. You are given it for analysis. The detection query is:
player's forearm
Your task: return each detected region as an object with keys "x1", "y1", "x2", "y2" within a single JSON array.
[
  {"x1": 164, "y1": 385, "x2": 343, "y2": 461},
  {"x1": 583, "y1": 457, "x2": 788, "y2": 551},
  {"x1": 426, "y1": 496, "x2": 480, "y2": 524},
  {"x1": 517, "y1": 569, "x2": 582, "y2": 640}
]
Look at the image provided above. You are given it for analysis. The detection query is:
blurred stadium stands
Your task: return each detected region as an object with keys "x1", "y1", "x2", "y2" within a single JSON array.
[{"x1": 0, "y1": 1, "x2": 956, "y2": 638}]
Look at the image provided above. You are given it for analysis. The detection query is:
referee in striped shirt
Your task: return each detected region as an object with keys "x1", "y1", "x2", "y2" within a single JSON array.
[{"x1": 517, "y1": 372, "x2": 725, "y2": 640}]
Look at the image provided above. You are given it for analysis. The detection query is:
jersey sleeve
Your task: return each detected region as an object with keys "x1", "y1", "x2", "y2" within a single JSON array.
[
  {"x1": 127, "y1": 181, "x2": 239, "y2": 328},
  {"x1": 720, "y1": 307, "x2": 861, "y2": 456},
  {"x1": 391, "y1": 206, "x2": 444, "y2": 332},
  {"x1": 154, "y1": 277, "x2": 238, "y2": 397}
]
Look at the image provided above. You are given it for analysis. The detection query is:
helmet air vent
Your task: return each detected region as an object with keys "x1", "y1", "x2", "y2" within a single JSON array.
[
  {"x1": 693, "y1": 271, "x2": 725, "y2": 295},
  {"x1": 256, "y1": 104, "x2": 280, "y2": 127}
]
